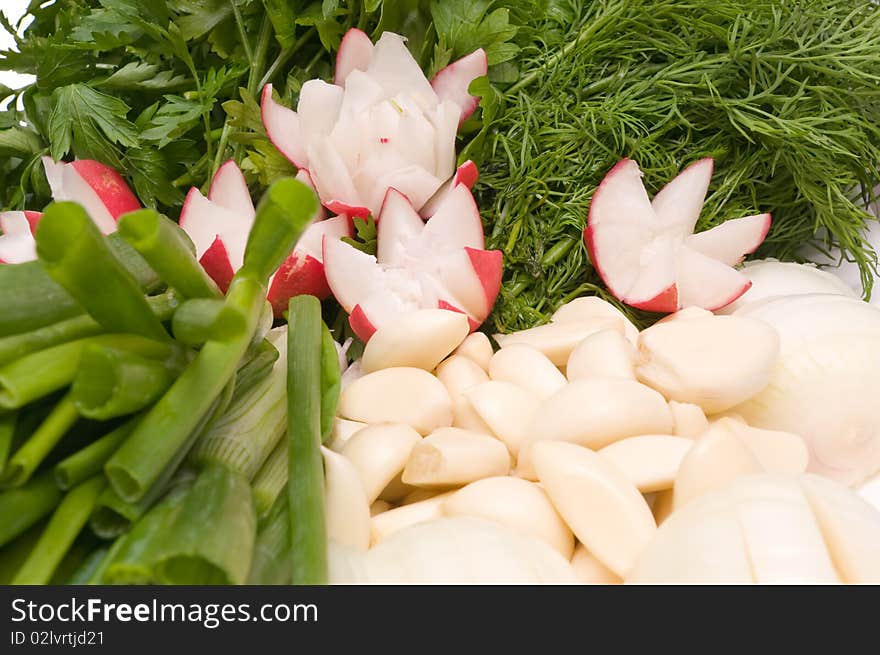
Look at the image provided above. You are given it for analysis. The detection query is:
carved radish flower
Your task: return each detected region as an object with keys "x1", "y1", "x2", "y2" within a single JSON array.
[
  {"x1": 0, "y1": 158, "x2": 141, "y2": 265},
  {"x1": 261, "y1": 29, "x2": 487, "y2": 217},
  {"x1": 179, "y1": 160, "x2": 351, "y2": 315}
]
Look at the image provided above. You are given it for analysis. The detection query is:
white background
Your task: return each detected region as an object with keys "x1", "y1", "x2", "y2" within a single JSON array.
[{"x1": 2, "y1": 1, "x2": 880, "y2": 510}]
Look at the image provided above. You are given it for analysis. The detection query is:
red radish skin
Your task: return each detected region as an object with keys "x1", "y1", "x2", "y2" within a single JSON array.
[
  {"x1": 335, "y1": 28, "x2": 374, "y2": 85},
  {"x1": 437, "y1": 301, "x2": 481, "y2": 332},
  {"x1": 199, "y1": 237, "x2": 235, "y2": 293},
  {"x1": 69, "y1": 160, "x2": 141, "y2": 219},
  {"x1": 325, "y1": 199, "x2": 371, "y2": 218},
  {"x1": 267, "y1": 254, "x2": 332, "y2": 316},
  {"x1": 455, "y1": 160, "x2": 479, "y2": 189},
  {"x1": 627, "y1": 285, "x2": 678, "y2": 313},
  {"x1": 24, "y1": 211, "x2": 42, "y2": 233},
  {"x1": 349, "y1": 304, "x2": 378, "y2": 342},
  {"x1": 465, "y1": 247, "x2": 503, "y2": 313},
  {"x1": 431, "y1": 49, "x2": 489, "y2": 125}
]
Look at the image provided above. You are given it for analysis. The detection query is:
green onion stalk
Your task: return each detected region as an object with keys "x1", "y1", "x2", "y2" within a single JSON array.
[
  {"x1": 189, "y1": 327, "x2": 287, "y2": 478},
  {"x1": 35, "y1": 202, "x2": 170, "y2": 342},
  {"x1": 0, "y1": 233, "x2": 161, "y2": 338},
  {"x1": 71, "y1": 346, "x2": 180, "y2": 420},
  {"x1": 172, "y1": 299, "x2": 248, "y2": 346},
  {"x1": 55, "y1": 420, "x2": 138, "y2": 490},
  {"x1": 0, "y1": 334, "x2": 178, "y2": 410},
  {"x1": 12, "y1": 475, "x2": 105, "y2": 585},
  {"x1": 247, "y1": 492, "x2": 289, "y2": 585},
  {"x1": 251, "y1": 438, "x2": 287, "y2": 522},
  {"x1": 0, "y1": 471, "x2": 62, "y2": 548},
  {"x1": 151, "y1": 464, "x2": 256, "y2": 585},
  {"x1": 287, "y1": 295, "x2": 328, "y2": 585},
  {"x1": 117, "y1": 209, "x2": 221, "y2": 300},
  {"x1": 0, "y1": 412, "x2": 15, "y2": 472},
  {"x1": 0, "y1": 522, "x2": 44, "y2": 584},
  {"x1": 320, "y1": 324, "x2": 342, "y2": 442},
  {"x1": 0, "y1": 291, "x2": 179, "y2": 368},
  {"x1": 106, "y1": 178, "x2": 318, "y2": 503}
]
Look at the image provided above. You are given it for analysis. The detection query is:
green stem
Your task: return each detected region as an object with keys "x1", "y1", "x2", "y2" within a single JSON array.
[
  {"x1": 55, "y1": 420, "x2": 137, "y2": 490},
  {"x1": 0, "y1": 315, "x2": 103, "y2": 368},
  {"x1": 320, "y1": 324, "x2": 341, "y2": 442},
  {"x1": 66, "y1": 547, "x2": 109, "y2": 585},
  {"x1": 0, "y1": 412, "x2": 15, "y2": 472},
  {"x1": 258, "y1": 28, "x2": 315, "y2": 91},
  {"x1": 0, "y1": 471, "x2": 62, "y2": 548},
  {"x1": 118, "y1": 209, "x2": 221, "y2": 300},
  {"x1": 1, "y1": 394, "x2": 79, "y2": 487},
  {"x1": 72, "y1": 345, "x2": 176, "y2": 421},
  {"x1": 172, "y1": 298, "x2": 248, "y2": 345},
  {"x1": 231, "y1": 1, "x2": 255, "y2": 70},
  {"x1": 247, "y1": 491, "x2": 289, "y2": 584},
  {"x1": 152, "y1": 464, "x2": 256, "y2": 585},
  {"x1": 287, "y1": 295, "x2": 327, "y2": 585},
  {"x1": 252, "y1": 438, "x2": 287, "y2": 522},
  {"x1": 36, "y1": 202, "x2": 169, "y2": 342},
  {"x1": 12, "y1": 475, "x2": 105, "y2": 585}
]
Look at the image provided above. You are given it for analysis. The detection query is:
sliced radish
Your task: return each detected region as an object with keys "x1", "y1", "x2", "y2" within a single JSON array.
[
  {"x1": 0, "y1": 211, "x2": 41, "y2": 264},
  {"x1": 585, "y1": 158, "x2": 771, "y2": 312},
  {"x1": 179, "y1": 160, "x2": 346, "y2": 311},
  {"x1": 261, "y1": 84, "x2": 307, "y2": 169},
  {"x1": 431, "y1": 48, "x2": 488, "y2": 125},
  {"x1": 335, "y1": 28, "x2": 374, "y2": 85},
  {"x1": 42, "y1": 157, "x2": 140, "y2": 234},
  {"x1": 323, "y1": 183, "x2": 502, "y2": 342}
]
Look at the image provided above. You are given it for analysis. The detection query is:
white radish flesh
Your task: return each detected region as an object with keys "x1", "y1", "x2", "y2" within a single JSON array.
[
  {"x1": 338, "y1": 367, "x2": 453, "y2": 434},
  {"x1": 636, "y1": 314, "x2": 779, "y2": 414},
  {"x1": 551, "y1": 296, "x2": 640, "y2": 345},
  {"x1": 493, "y1": 318, "x2": 623, "y2": 365},
  {"x1": 322, "y1": 447, "x2": 371, "y2": 550},
  {"x1": 489, "y1": 344, "x2": 567, "y2": 398},
  {"x1": 360, "y1": 309, "x2": 469, "y2": 373},
  {"x1": 370, "y1": 493, "x2": 452, "y2": 545},
  {"x1": 466, "y1": 381, "x2": 540, "y2": 455},
  {"x1": 672, "y1": 423, "x2": 763, "y2": 510},
  {"x1": 442, "y1": 476, "x2": 574, "y2": 559},
  {"x1": 401, "y1": 427, "x2": 510, "y2": 487},
  {"x1": 598, "y1": 435, "x2": 693, "y2": 493},
  {"x1": 340, "y1": 423, "x2": 422, "y2": 503},
  {"x1": 565, "y1": 329, "x2": 636, "y2": 382},
  {"x1": 517, "y1": 378, "x2": 673, "y2": 479},
  {"x1": 454, "y1": 331, "x2": 494, "y2": 371},
  {"x1": 532, "y1": 441, "x2": 656, "y2": 578},
  {"x1": 570, "y1": 544, "x2": 622, "y2": 585},
  {"x1": 669, "y1": 401, "x2": 709, "y2": 438}
]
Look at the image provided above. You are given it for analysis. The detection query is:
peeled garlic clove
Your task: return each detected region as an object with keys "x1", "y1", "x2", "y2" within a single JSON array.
[
  {"x1": 598, "y1": 435, "x2": 693, "y2": 493},
  {"x1": 570, "y1": 544, "x2": 622, "y2": 584},
  {"x1": 669, "y1": 401, "x2": 709, "y2": 438},
  {"x1": 370, "y1": 493, "x2": 452, "y2": 545},
  {"x1": 466, "y1": 381, "x2": 540, "y2": 455},
  {"x1": 566, "y1": 329, "x2": 636, "y2": 382},
  {"x1": 338, "y1": 367, "x2": 452, "y2": 435},
  {"x1": 734, "y1": 475, "x2": 839, "y2": 583},
  {"x1": 361, "y1": 309, "x2": 469, "y2": 374},
  {"x1": 442, "y1": 476, "x2": 574, "y2": 559},
  {"x1": 655, "y1": 307, "x2": 714, "y2": 323},
  {"x1": 532, "y1": 440, "x2": 656, "y2": 578},
  {"x1": 551, "y1": 296, "x2": 639, "y2": 345},
  {"x1": 672, "y1": 422, "x2": 763, "y2": 510},
  {"x1": 435, "y1": 355, "x2": 495, "y2": 434},
  {"x1": 402, "y1": 427, "x2": 510, "y2": 488},
  {"x1": 636, "y1": 315, "x2": 780, "y2": 414},
  {"x1": 370, "y1": 500, "x2": 392, "y2": 516},
  {"x1": 494, "y1": 318, "x2": 623, "y2": 365},
  {"x1": 340, "y1": 423, "x2": 422, "y2": 503},
  {"x1": 401, "y1": 488, "x2": 440, "y2": 505},
  {"x1": 489, "y1": 343, "x2": 567, "y2": 399},
  {"x1": 799, "y1": 474, "x2": 880, "y2": 583},
  {"x1": 323, "y1": 447, "x2": 371, "y2": 551},
  {"x1": 327, "y1": 418, "x2": 368, "y2": 452},
  {"x1": 718, "y1": 419, "x2": 809, "y2": 474},
  {"x1": 517, "y1": 379, "x2": 673, "y2": 479},
  {"x1": 454, "y1": 332, "x2": 494, "y2": 371}
]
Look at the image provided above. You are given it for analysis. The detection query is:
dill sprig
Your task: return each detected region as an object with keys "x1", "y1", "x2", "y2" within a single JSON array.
[{"x1": 474, "y1": 0, "x2": 880, "y2": 332}]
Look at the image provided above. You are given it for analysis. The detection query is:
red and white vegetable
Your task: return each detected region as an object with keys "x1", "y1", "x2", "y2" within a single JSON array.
[
  {"x1": 323, "y1": 183, "x2": 502, "y2": 341},
  {"x1": 585, "y1": 158, "x2": 771, "y2": 312},
  {"x1": 179, "y1": 160, "x2": 350, "y2": 312},
  {"x1": 261, "y1": 30, "x2": 486, "y2": 216},
  {"x1": 0, "y1": 211, "x2": 41, "y2": 264}
]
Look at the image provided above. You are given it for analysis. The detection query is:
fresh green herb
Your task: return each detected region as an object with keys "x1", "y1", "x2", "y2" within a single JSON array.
[{"x1": 474, "y1": 0, "x2": 880, "y2": 331}]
